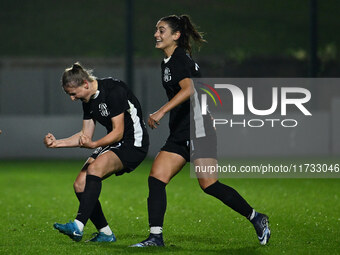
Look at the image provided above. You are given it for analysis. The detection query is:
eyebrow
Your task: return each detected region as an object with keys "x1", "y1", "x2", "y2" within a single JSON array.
[{"x1": 64, "y1": 90, "x2": 75, "y2": 95}]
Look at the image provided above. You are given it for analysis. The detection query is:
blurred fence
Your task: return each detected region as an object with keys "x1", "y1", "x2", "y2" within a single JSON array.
[{"x1": 0, "y1": 59, "x2": 340, "y2": 159}]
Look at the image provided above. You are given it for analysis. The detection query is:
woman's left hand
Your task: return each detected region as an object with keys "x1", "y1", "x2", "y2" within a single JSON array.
[{"x1": 79, "y1": 134, "x2": 96, "y2": 148}]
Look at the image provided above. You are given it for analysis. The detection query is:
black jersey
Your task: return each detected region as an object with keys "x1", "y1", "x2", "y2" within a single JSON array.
[
  {"x1": 161, "y1": 47, "x2": 215, "y2": 142},
  {"x1": 161, "y1": 47, "x2": 201, "y2": 142},
  {"x1": 82, "y1": 78, "x2": 149, "y2": 148}
]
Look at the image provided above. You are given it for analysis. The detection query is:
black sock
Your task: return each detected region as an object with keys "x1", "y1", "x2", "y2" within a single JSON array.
[
  {"x1": 76, "y1": 175, "x2": 102, "y2": 226},
  {"x1": 147, "y1": 176, "x2": 167, "y2": 227},
  {"x1": 204, "y1": 181, "x2": 253, "y2": 218},
  {"x1": 75, "y1": 192, "x2": 108, "y2": 230}
]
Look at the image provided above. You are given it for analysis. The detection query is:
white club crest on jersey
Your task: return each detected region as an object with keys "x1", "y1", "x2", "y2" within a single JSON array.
[
  {"x1": 163, "y1": 67, "x2": 172, "y2": 82},
  {"x1": 99, "y1": 103, "x2": 110, "y2": 117}
]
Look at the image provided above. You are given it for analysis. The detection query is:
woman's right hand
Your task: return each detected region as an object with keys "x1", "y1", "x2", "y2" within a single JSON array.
[
  {"x1": 148, "y1": 110, "x2": 165, "y2": 129},
  {"x1": 44, "y1": 133, "x2": 57, "y2": 148}
]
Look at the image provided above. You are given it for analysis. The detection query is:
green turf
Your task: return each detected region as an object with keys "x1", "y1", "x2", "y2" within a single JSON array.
[{"x1": 0, "y1": 159, "x2": 339, "y2": 254}]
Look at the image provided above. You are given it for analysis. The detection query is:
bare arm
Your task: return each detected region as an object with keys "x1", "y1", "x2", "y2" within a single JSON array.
[
  {"x1": 148, "y1": 77, "x2": 194, "y2": 129},
  {"x1": 44, "y1": 119, "x2": 96, "y2": 148},
  {"x1": 79, "y1": 112, "x2": 124, "y2": 149}
]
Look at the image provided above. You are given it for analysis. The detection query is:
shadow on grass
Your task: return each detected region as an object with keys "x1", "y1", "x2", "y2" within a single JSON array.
[
  {"x1": 83, "y1": 232, "x2": 263, "y2": 255},
  {"x1": 89, "y1": 244, "x2": 262, "y2": 255}
]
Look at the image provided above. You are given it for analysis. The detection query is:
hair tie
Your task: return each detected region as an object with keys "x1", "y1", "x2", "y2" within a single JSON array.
[
  {"x1": 72, "y1": 63, "x2": 81, "y2": 71},
  {"x1": 178, "y1": 16, "x2": 186, "y2": 30}
]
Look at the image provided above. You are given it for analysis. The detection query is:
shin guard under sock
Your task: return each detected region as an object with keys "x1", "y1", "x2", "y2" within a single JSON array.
[
  {"x1": 147, "y1": 176, "x2": 167, "y2": 227},
  {"x1": 76, "y1": 175, "x2": 102, "y2": 226},
  {"x1": 75, "y1": 192, "x2": 108, "y2": 230},
  {"x1": 204, "y1": 181, "x2": 253, "y2": 218}
]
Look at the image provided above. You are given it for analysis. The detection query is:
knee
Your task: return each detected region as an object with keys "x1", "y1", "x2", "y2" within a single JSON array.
[
  {"x1": 87, "y1": 162, "x2": 100, "y2": 176},
  {"x1": 199, "y1": 178, "x2": 218, "y2": 191},
  {"x1": 149, "y1": 174, "x2": 170, "y2": 185},
  {"x1": 149, "y1": 172, "x2": 170, "y2": 184},
  {"x1": 73, "y1": 178, "x2": 85, "y2": 193}
]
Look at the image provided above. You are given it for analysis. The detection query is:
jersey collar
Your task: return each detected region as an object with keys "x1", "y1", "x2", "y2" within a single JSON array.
[
  {"x1": 163, "y1": 55, "x2": 172, "y2": 64},
  {"x1": 91, "y1": 90, "x2": 100, "y2": 99}
]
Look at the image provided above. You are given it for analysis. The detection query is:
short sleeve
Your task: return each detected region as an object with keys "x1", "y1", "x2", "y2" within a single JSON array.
[
  {"x1": 106, "y1": 85, "x2": 129, "y2": 118},
  {"x1": 82, "y1": 102, "x2": 92, "y2": 120},
  {"x1": 172, "y1": 57, "x2": 191, "y2": 83}
]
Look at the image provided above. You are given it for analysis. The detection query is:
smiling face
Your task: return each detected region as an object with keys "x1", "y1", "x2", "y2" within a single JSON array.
[
  {"x1": 154, "y1": 20, "x2": 181, "y2": 56},
  {"x1": 63, "y1": 81, "x2": 91, "y2": 103}
]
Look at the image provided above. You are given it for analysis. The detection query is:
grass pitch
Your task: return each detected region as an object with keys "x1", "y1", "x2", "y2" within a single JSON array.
[{"x1": 0, "y1": 159, "x2": 339, "y2": 255}]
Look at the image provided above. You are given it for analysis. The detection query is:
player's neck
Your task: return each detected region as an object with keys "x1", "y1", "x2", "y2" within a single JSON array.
[
  {"x1": 93, "y1": 80, "x2": 98, "y2": 91},
  {"x1": 89, "y1": 80, "x2": 98, "y2": 98},
  {"x1": 163, "y1": 45, "x2": 177, "y2": 58}
]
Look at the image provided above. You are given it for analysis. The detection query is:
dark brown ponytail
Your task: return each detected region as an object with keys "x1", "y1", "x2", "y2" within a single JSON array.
[{"x1": 160, "y1": 14, "x2": 206, "y2": 56}]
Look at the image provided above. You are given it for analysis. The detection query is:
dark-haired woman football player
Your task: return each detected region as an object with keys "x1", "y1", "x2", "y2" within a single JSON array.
[
  {"x1": 44, "y1": 63, "x2": 149, "y2": 242},
  {"x1": 131, "y1": 15, "x2": 270, "y2": 247}
]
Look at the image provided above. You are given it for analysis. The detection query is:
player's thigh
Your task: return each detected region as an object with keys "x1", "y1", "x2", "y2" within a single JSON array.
[
  {"x1": 87, "y1": 151, "x2": 124, "y2": 178},
  {"x1": 74, "y1": 157, "x2": 95, "y2": 192},
  {"x1": 150, "y1": 151, "x2": 187, "y2": 184},
  {"x1": 194, "y1": 158, "x2": 218, "y2": 189}
]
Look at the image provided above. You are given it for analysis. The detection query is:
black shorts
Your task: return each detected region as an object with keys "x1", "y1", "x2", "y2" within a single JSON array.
[
  {"x1": 160, "y1": 134, "x2": 217, "y2": 162},
  {"x1": 90, "y1": 141, "x2": 148, "y2": 176},
  {"x1": 191, "y1": 134, "x2": 217, "y2": 161},
  {"x1": 161, "y1": 139, "x2": 190, "y2": 162}
]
